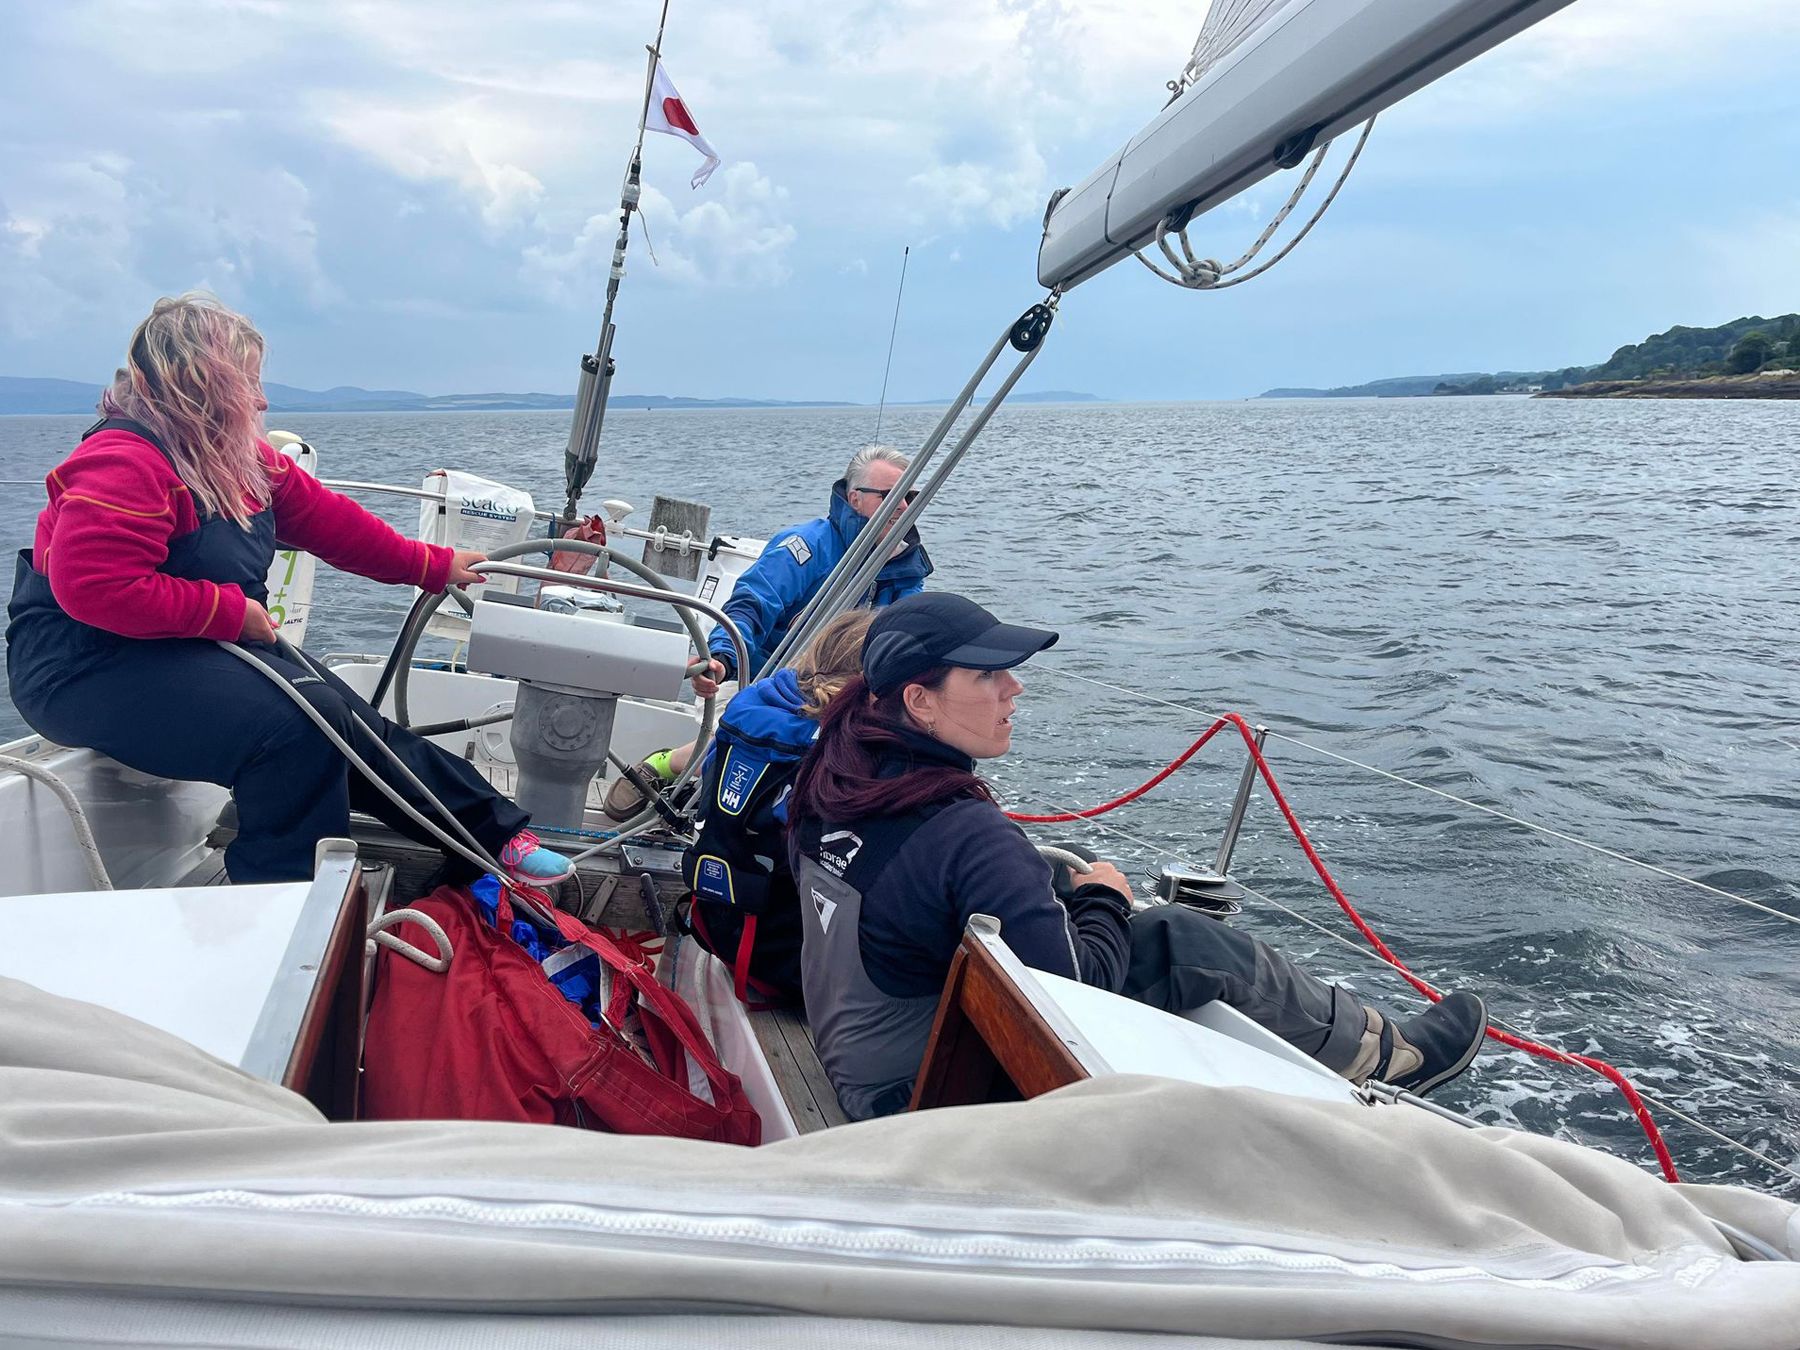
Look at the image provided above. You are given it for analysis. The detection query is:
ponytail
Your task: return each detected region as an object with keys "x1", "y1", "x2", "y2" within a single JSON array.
[{"x1": 788, "y1": 671, "x2": 993, "y2": 823}]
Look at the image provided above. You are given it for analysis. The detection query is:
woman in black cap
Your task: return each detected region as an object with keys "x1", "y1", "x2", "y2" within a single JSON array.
[{"x1": 786, "y1": 591, "x2": 1488, "y2": 1121}]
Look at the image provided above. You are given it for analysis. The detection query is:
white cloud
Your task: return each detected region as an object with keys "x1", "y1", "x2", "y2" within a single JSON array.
[
  {"x1": 315, "y1": 95, "x2": 547, "y2": 230},
  {"x1": 523, "y1": 162, "x2": 796, "y2": 300},
  {"x1": 0, "y1": 156, "x2": 139, "y2": 340},
  {"x1": 1409, "y1": 0, "x2": 1800, "y2": 125},
  {"x1": 195, "y1": 170, "x2": 343, "y2": 309},
  {"x1": 39, "y1": 0, "x2": 298, "y2": 77},
  {"x1": 4, "y1": 0, "x2": 1797, "y2": 396},
  {"x1": 0, "y1": 143, "x2": 341, "y2": 343},
  {"x1": 907, "y1": 138, "x2": 1049, "y2": 230}
]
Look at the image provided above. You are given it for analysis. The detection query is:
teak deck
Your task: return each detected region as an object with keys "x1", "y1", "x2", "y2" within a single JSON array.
[
  {"x1": 748, "y1": 915, "x2": 1103, "y2": 1135},
  {"x1": 750, "y1": 1005, "x2": 848, "y2": 1133}
]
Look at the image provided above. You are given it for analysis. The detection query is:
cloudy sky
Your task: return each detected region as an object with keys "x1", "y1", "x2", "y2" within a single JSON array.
[{"x1": 2, "y1": 0, "x2": 1797, "y2": 401}]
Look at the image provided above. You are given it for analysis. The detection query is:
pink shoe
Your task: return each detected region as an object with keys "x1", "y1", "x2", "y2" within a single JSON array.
[{"x1": 499, "y1": 830, "x2": 575, "y2": 886}]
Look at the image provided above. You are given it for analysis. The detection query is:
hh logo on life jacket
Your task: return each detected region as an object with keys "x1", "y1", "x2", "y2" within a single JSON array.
[
  {"x1": 717, "y1": 751, "x2": 766, "y2": 816},
  {"x1": 779, "y1": 535, "x2": 813, "y2": 566}
]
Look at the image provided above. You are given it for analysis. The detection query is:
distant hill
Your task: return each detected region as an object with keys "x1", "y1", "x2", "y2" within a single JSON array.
[
  {"x1": 994, "y1": 389, "x2": 1104, "y2": 404},
  {"x1": 0, "y1": 376, "x2": 1101, "y2": 415},
  {"x1": 1261, "y1": 313, "x2": 1800, "y2": 399},
  {"x1": 1579, "y1": 313, "x2": 1799, "y2": 382},
  {"x1": 896, "y1": 389, "x2": 1106, "y2": 406},
  {"x1": 0, "y1": 377, "x2": 859, "y2": 415},
  {"x1": 1259, "y1": 375, "x2": 1488, "y2": 399},
  {"x1": 0, "y1": 378, "x2": 111, "y2": 414}
]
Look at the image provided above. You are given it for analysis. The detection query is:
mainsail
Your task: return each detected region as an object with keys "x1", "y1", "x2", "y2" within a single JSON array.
[{"x1": 1038, "y1": 0, "x2": 1575, "y2": 291}]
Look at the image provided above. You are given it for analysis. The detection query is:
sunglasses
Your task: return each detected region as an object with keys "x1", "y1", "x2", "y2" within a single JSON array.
[{"x1": 852, "y1": 485, "x2": 920, "y2": 504}]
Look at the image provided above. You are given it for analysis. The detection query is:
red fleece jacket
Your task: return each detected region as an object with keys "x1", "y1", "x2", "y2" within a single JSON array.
[{"x1": 32, "y1": 428, "x2": 453, "y2": 642}]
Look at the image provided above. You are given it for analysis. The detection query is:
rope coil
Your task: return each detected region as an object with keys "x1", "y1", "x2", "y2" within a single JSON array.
[{"x1": 1134, "y1": 117, "x2": 1375, "y2": 291}]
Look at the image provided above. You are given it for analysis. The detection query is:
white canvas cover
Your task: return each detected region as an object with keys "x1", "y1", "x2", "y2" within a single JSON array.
[{"x1": 2, "y1": 975, "x2": 1797, "y2": 1348}]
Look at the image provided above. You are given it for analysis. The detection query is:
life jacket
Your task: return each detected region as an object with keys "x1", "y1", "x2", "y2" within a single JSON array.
[
  {"x1": 682, "y1": 669, "x2": 817, "y2": 1005},
  {"x1": 789, "y1": 804, "x2": 947, "y2": 1120},
  {"x1": 6, "y1": 418, "x2": 278, "y2": 720}
]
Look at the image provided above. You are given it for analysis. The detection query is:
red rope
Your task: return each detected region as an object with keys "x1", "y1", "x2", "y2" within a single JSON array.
[
  {"x1": 1005, "y1": 718, "x2": 1229, "y2": 822},
  {"x1": 1007, "y1": 710, "x2": 1682, "y2": 1181}
]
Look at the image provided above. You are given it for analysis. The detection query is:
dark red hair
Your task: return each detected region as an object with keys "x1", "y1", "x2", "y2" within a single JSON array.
[{"x1": 788, "y1": 671, "x2": 995, "y2": 823}]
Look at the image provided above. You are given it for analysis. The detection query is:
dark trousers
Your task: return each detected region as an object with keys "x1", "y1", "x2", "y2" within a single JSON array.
[
  {"x1": 21, "y1": 638, "x2": 527, "y2": 884},
  {"x1": 1123, "y1": 906, "x2": 1367, "y2": 1073}
]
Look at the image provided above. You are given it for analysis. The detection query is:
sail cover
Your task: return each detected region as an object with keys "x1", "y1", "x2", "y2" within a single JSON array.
[
  {"x1": 3, "y1": 975, "x2": 1798, "y2": 1347},
  {"x1": 1038, "y1": 0, "x2": 1575, "y2": 291}
]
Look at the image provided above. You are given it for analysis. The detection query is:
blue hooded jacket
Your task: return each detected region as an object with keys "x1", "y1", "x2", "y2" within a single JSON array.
[{"x1": 707, "y1": 478, "x2": 931, "y2": 680}]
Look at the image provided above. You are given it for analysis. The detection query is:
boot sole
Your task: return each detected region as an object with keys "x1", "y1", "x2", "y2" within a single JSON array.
[{"x1": 1400, "y1": 996, "x2": 1489, "y2": 1097}]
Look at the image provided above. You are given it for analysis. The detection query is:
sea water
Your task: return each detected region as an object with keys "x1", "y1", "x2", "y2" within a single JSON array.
[{"x1": 3, "y1": 396, "x2": 1795, "y2": 1192}]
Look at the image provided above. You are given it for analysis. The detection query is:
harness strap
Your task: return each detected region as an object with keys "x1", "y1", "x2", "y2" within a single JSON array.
[
  {"x1": 688, "y1": 901, "x2": 781, "y2": 1012},
  {"x1": 82, "y1": 416, "x2": 173, "y2": 463}
]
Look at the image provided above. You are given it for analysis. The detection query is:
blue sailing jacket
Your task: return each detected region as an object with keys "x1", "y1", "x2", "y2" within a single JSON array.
[{"x1": 707, "y1": 478, "x2": 931, "y2": 680}]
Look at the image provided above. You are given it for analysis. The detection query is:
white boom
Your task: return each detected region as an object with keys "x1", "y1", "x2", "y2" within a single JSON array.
[{"x1": 1037, "y1": 0, "x2": 1576, "y2": 291}]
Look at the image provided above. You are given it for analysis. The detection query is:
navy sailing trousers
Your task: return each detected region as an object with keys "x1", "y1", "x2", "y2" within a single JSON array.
[
  {"x1": 1123, "y1": 906, "x2": 1368, "y2": 1074},
  {"x1": 21, "y1": 639, "x2": 527, "y2": 884}
]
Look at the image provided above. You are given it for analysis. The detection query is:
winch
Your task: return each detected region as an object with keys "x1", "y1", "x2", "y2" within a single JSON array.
[{"x1": 1151, "y1": 863, "x2": 1244, "y2": 918}]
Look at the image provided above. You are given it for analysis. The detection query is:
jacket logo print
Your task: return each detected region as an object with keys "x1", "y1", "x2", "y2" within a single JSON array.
[
  {"x1": 696, "y1": 855, "x2": 733, "y2": 904},
  {"x1": 811, "y1": 887, "x2": 838, "y2": 933},
  {"x1": 819, "y1": 829, "x2": 862, "y2": 877},
  {"x1": 780, "y1": 535, "x2": 813, "y2": 565},
  {"x1": 717, "y1": 751, "x2": 765, "y2": 816}
]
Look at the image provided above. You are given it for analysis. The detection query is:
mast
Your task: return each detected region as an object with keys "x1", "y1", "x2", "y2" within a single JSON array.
[{"x1": 559, "y1": 0, "x2": 673, "y2": 527}]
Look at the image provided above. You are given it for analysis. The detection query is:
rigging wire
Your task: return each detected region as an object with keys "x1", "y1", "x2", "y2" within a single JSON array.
[
  {"x1": 1069, "y1": 707, "x2": 1682, "y2": 1178},
  {"x1": 1031, "y1": 663, "x2": 1800, "y2": 931},
  {"x1": 872, "y1": 245, "x2": 911, "y2": 444},
  {"x1": 1028, "y1": 786, "x2": 1800, "y2": 1189}
]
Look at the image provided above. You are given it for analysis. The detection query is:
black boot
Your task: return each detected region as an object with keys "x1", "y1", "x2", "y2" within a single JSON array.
[{"x1": 1378, "y1": 992, "x2": 1489, "y2": 1097}]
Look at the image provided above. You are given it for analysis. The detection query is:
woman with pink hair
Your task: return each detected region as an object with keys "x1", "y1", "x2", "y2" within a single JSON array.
[{"x1": 5, "y1": 293, "x2": 569, "y2": 886}]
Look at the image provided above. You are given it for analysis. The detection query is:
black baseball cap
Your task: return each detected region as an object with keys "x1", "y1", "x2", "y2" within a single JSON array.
[{"x1": 862, "y1": 593, "x2": 1058, "y2": 697}]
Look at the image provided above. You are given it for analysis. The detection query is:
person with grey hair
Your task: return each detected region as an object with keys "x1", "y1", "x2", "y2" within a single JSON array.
[
  {"x1": 607, "y1": 447, "x2": 931, "y2": 821},
  {"x1": 689, "y1": 445, "x2": 931, "y2": 698}
]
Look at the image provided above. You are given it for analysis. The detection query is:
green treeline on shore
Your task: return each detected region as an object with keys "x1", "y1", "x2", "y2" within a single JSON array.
[{"x1": 1435, "y1": 313, "x2": 1800, "y2": 395}]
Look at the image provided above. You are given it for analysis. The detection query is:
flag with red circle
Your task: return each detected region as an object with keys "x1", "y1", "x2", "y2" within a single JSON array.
[{"x1": 645, "y1": 61, "x2": 722, "y2": 188}]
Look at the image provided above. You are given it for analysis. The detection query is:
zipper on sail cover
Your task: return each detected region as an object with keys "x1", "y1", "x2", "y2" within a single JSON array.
[{"x1": 50, "y1": 1188, "x2": 1670, "y2": 1292}]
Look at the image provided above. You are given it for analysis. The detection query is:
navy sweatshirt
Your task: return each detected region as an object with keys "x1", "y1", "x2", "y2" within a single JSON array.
[{"x1": 796, "y1": 727, "x2": 1133, "y2": 998}]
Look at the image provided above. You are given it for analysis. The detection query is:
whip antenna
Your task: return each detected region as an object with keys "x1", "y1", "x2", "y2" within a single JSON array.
[{"x1": 872, "y1": 245, "x2": 910, "y2": 443}]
